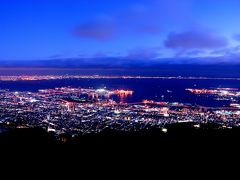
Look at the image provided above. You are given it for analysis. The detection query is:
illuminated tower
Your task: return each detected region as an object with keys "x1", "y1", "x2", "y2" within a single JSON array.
[{"x1": 66, "y1": 102, "x2": 76, "y2": 112}]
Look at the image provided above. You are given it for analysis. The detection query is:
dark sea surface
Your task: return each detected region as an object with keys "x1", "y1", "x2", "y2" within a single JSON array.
[{"x1": 0, "y1": 79, "x2": 239, "y2": 107}]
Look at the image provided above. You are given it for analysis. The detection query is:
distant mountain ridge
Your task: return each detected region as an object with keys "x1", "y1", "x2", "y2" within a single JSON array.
[
  {"x1": 0, "y1": 58, "x2": 240, "y2": 77},
  {"x1": 0, "y1": 56, "x2": 240, "y2": 69}
]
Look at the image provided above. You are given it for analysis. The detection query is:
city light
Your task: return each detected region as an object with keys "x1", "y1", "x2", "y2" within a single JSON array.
[{"x1": 0, "y1": 85, "x2": 239, "y2": 137}]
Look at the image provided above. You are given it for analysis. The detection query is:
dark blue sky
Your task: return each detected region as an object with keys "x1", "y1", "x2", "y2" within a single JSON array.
[{"x1": 1, "y1": 0, "x2": 240, "y2": 64}]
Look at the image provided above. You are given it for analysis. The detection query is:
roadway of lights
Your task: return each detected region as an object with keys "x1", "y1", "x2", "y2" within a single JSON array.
[
  {"x1": 0, "y1": 75, "x2": 240, "y2": 81},
  {"x1": 0, "y1": 87, "x2": 240, "y2": 137}
]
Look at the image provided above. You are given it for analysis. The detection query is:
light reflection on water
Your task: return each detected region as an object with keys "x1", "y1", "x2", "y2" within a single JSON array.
[{"x1": 0, "y1": 78, "x2": 239, "y2": 107}]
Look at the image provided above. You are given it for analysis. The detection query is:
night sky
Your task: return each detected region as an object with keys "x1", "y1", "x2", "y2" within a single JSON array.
[{"x1": 1, "y1": 0, "x2": 240, "y2": 65}]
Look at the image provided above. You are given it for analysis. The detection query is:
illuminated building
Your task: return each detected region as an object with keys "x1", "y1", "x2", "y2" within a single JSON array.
[
  {"x1": 66, "y1": 102, "x2": 76, "y2": 112},
  {"x1": 113, "y1": 90, "x2": 133, "y2": 104},
  {"x1": 159, "y1": 107, "x2": 169, "y2": 117}
]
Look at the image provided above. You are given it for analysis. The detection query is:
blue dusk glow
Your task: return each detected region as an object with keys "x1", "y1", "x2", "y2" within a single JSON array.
[{"x1": 0, "y1": 0, "x2": 240, "y2": 65}]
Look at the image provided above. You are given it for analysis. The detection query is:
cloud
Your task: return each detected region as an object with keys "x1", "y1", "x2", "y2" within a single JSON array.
[
  {"x1": 233, "y1": 45, "x2": 240, "y2": 52},
  {"x1": 233, "y1": 34, "x2": 240, "y2": 41},
  {"x1": 126, "y1": 48, "x2": 160, "y2": 60},
  {"x1": 211, "y1": 45, "x2": 240, "y2": 56},
  {"x1": 49, "y1": 54, "x2": 64, "y2": 59},
  {"x1": 72, "y1": 18, "x2": 161, "y2": 41},
  {"x1": 184, "y1": 50, "x2": 205, "y2": 56},
  {"x1": 72, "y1": 3, "x2": 163, "y2": 41},
  {"x1": 72, "y1": 21, "x2": 116, "y2": 41},
  {"x1": 73, "y1": 0, "x2": 193, "y2": 41},
  {"x1": 165, "y1": 30, "x2": 228, "y2": 50}
]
